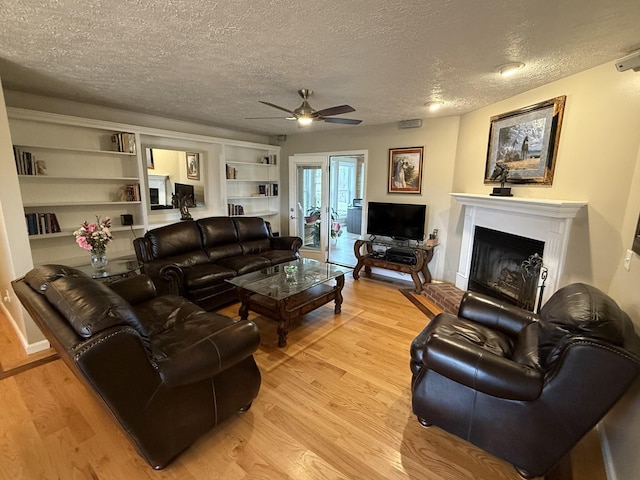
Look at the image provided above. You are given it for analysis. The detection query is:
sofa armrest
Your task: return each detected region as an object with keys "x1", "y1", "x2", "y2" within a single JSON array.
[
  {"x1": 422, "y1": 334, "x2": 543, "y2": 400},
  {"x1": 155, "y1": 319, "x2": 260, "y2": 387},
  {"x1": 140, "y1": 260, "x2": 187, "y2": 296},
  {"x1": 270, "y1": 235, "x2": 302, "y2": 252},
  {"x1": 458, "y1": 291, "x2": 538, "y2": 336},
  {"x1": 108, "y1": 275, "x2": 157, "y2": 305}
]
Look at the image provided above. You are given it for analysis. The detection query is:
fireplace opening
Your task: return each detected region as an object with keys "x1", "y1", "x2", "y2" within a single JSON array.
[{"x1": 469, "y1": 226, "x2": 544, "y2": 311}]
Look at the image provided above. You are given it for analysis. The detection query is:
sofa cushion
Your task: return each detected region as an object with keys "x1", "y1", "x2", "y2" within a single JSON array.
[
  {"x1": 197, "y1": 217, "x2": 239, "y2": 247},
  {"x1": 132, "y1": 294, "x2": 210, "y2": 336},
  {"x1": 240, "y1": 238, "x2": 273, "y2": 255},
  {"x1": 44, "y1": 275, "x2": 149, "y2": 343},
  {"x1": 233, "y1": 217, "x2": 271, "y2": 241},
  {"x1": 182, "y1": 263, "x2": 237, "y2": 290},
  {"x1": 24, "y1": 264, "x2": 87, "y2": 294},
  {"x1": 217, "y1": 254, "x2": 271, "y2": 275},
  {"x1": 146, "y1": 221, "x2": 203, "y2": 259},
  {"x1": 204, "y1": 243, "x2": 243, "y2": 263},
  {"x1": 259, "y1": 249, "x2": 299, "y2": 265}
]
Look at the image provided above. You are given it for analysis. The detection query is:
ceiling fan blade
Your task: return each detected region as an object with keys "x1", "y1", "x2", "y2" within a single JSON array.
[
  {"x1": 259, "y1": 101, "x2": 296, "y2": 115},
  {"x1": 323, "y1": 117, "x2": 362, "y2": 125},
  {"x1": 245, "y1": 116, "x2": 290, "y2": 119},
  {"x1": 314, "y1": 104, "x2": 356, "y2": 117}
]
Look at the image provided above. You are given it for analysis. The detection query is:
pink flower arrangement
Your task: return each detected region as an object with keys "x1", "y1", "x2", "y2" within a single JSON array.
[{"x1": 73, "y1": 216, "x2": 113, "y2": 254}]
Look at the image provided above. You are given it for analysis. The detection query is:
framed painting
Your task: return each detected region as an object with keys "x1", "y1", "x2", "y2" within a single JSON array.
[
  {"x1": 186, "y1": 152, "x2": 200, "y2": 180},
  {"x1": 388, "y1": 146, "x2": 423, "y2": 193},
  {"x1": 484, "y1": 96, "x2": 566, "y2": 185},
  {"x1": 145, "y1": 148, "x2": 154, "y2": 169}
]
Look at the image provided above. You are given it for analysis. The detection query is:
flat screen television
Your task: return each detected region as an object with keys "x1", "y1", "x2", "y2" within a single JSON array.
[
  {"x1": 174, "y1": 183, "x2": 196, "y2": 207},
  {"x1": 366, "y1": 202, "x2": 426, "y2": 241}
]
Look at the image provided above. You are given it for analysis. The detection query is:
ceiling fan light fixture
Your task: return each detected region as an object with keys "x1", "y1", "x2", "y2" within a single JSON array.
[
  {"x1": 297, "y1": 116, "x2": 313, "y2": 126},
  {"x1": 425, "y1": 100, "x2": 444, "y2": 111},
  {"x1": 498, "y1": 62, "x2": 525, "y2": 77}
]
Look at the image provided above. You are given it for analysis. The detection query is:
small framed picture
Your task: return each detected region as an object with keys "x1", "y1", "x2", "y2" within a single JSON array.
[
  {"x1": 388, "y1": 146, "x2": 424, "y2": 194},
  {"x1": 146, "y1": 148, "x2": 154, "y2": 169},
  {"x1": 484, "y1": 96, "x2": 566, "y2": 185},
  {"x1": 186, "y1": 152, "x2": 200, "y2": 180}
]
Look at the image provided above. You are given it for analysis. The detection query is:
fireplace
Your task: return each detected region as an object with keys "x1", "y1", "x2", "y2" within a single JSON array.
[
  {"x1": 469, "y1": 227, "x2": 544, "y2": 310},
  {"x1": 451, "y1": 193, "x2": 586, "y2": 306}
]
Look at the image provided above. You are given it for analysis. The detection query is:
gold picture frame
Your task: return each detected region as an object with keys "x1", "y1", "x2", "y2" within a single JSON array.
[
  {"x1": 388, "y1": 146, "x2": 423, "y2": 194},
  {"x1": 186, "y1": 152, "x2": 200, "y2": 180},
  {"x1": 484, "y1": 96, "x2": 566, "y2": 185}
]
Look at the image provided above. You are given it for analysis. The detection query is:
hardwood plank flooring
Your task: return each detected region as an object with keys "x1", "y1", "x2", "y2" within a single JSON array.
[{"x1": 0, "y1": 276, "x2": 605, "y2": 479}]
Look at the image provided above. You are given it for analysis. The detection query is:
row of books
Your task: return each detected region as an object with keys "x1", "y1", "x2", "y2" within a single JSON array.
[
  {"x1": 25, "y1": 212, "x2": 61, "y2": 236},
  {"x1": 111, "y1": 132, "x2": 137, "y2": 154},
  {"x1": 13, "y1": 147, "x2": 38, "y2": 175},
  {"x1": 261, "y1": 155, "x2": 278, "y2": 165},
  {"x1": 227, "y1": 203, "x2": 245, "y2": 216},
  {"x1": 120, "y1": 183, "x2": 141, "y2": 201},
  {"x1": 258, "y1": 184, "x2": 278, "y2": 196}
]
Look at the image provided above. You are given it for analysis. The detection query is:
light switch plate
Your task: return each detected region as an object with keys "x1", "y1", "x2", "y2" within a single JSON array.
[{"x1": 624, "y1": 249, "x2": 633, "y2": 271}]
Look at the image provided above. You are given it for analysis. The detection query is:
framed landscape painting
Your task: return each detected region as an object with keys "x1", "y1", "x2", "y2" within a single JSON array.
[
  {"x1": 484, "y1": 96, "x2": 566, "y2": 185},
  {"x1": 388, "y1": 146, "x2": 423, "y2": 193}
]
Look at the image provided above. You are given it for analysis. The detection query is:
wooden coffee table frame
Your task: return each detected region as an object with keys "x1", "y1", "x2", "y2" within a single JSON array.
[{"x1": 237, "y1": 274, "x2": 345, "y2": 347}]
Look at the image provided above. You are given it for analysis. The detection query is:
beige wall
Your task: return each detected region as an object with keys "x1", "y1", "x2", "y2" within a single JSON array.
[{"x1": 276, "y1": 117, "x2": 461, "y2": 280}]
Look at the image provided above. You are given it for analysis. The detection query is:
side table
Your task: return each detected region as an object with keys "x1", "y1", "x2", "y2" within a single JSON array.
[{"x1": 75, "y1": 256, "x2": 142, "y2": 283}]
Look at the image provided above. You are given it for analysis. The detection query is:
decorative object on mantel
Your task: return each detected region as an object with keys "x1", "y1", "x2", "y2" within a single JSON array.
[
  {"x1": 388, "y1": 146, "x2": 424, "y2": 194},
  {"x1": 484, "y1": 95, "x2": 566, "y2": 186},
  {"x1": 519, "y1": 253, "x2": 548, "y2": 313},
  {"x1": 73, "y1": 216, "x2": 112, "y2": 270},
  {"x1": 172, "y1": 192, "x2": 194, "y2": 221},
  {"x1": 489, "y1": 163, "x2": 513, "y2": 196}
]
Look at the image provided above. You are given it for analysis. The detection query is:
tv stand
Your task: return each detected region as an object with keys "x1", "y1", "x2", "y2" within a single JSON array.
[{"x1": 352, "y1": 238, "x2": 434, "y2": 292}]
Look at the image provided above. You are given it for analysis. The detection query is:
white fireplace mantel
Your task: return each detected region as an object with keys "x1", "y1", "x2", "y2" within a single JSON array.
[{"x1": 451, "y1": 193, "x2": 587, "y2": 306}]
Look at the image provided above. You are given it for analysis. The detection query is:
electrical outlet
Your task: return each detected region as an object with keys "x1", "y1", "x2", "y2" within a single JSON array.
[
  {"x1": 623, "y1": 249, "x2": 633, "y2": 271},
  {"x1": 3, "y1": 289, "x2": 10, "y2": 303}
]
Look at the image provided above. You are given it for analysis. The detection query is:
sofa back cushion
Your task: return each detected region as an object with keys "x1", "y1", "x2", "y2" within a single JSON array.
[
  {"x1": 538, "y1": 283, "x2": 640, "y2": 368},
  {"x1": 197, "y1": 217, "x2": 243, "y2": 261},
  {"x1": 44, "y1": 275, "x2": 150, "y2": 344},
  {"x1": 234, "y1": 217, "x2": 272, "y2": 254},
  {"x1": 145, "y1": 221, "x2": 204, "y2": 259}
]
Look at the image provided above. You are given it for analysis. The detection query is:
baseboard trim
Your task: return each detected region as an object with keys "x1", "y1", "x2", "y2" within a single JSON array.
[
  {"x1": 1, "y1": 303, "x2": 50, "y2": 354},
  {"x1": 597, "y1": 422, "x2": 616, "y2": 480}
]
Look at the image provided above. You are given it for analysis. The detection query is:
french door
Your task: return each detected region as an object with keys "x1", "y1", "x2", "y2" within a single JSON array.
[{"x1": 288, "y1": 155, "x2": 329, "y2": 262}]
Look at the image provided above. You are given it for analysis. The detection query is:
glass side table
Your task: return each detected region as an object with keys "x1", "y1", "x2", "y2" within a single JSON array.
[{"x1": 75, "y1": 256, "x2": 142, "y2": 282}]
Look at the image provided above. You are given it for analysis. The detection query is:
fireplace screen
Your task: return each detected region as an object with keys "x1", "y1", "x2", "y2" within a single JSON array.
[{"x1": 469, "y1": 227, "x2": 544, "y2": 311}]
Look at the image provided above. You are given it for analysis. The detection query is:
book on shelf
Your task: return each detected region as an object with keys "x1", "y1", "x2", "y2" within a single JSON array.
[
  {"x1": 120, "y1": 183, "x2": 141, "y2": 201},
  {"x1": 111, "y1": 132, "x2": 137, "y2": 154},
  {"x1": 25, "y1": 212, "x2": 61, "y2": 235},
  {"x1": 227, "y1": 203, "x2": 245, "y2": 216},
  {"x1": 13, "y1": 147, "x2": 37, "y2": 176}
]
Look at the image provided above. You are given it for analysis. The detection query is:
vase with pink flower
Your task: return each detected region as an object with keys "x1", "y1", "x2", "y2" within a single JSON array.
[{"x1": 73, "y1": 216, "x2": 113, "y2": 270}]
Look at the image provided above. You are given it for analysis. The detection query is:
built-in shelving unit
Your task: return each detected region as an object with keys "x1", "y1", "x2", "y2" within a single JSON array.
[
  {"x1": 223, "y1": 145, "x2": 280, "y2": 234},
  {"x1": 9, "y1": 112, "x2": 146, "y2": 266}
]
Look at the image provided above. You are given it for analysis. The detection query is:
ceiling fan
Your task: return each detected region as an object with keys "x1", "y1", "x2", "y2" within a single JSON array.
[{"x1": 248, "y1": 89, "x2": 362, "y2": 126}]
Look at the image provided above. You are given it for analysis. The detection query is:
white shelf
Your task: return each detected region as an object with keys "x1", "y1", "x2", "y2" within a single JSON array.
[
  {"x1": 19, "y1": 175, "x2": 140, "y2": 182},
  {"x1": 226, "y1": 179, "x2": 278, "y2": 183},
  {"x1": 28, "y1": 224, "x2": 145, "y2": 240},
  {"x1": 23, "y1": 201, "x2": 142, "y2": 208},
  {"x1": 15, "y1": 144, "x2": 136, "y2": 156},
  {"x1": 231, "y1": 211, "x2": 279, "y2": 217},
  {"x1": 227, "y1": 195, "x2": 278, "y2": 200},
  {"x1": 226, "y1": 160, "x2": 277, "y2": 166}
]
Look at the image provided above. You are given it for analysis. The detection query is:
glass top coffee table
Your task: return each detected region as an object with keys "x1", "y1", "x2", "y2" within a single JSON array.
[
  {"x1": 227, "y1": 258, "x2": 352, "y2": 347},
  {"x1": 75, "y1": 256, "x2": 142, "y2": 282}
]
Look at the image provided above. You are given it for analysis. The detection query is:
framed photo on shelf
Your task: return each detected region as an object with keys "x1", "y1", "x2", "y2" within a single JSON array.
[
  {"x1": 186, "y1": 152, "x2": 200, "y2": 180},
  {"x1": 484, "y1": 95, "x2": 566, "y2": 185},
  {"x1": 146, "y1": 148, "x2": 154, "y2": 169},
  {"x1": 388, "y1": 146, "x2": 424, "y2": 193}
]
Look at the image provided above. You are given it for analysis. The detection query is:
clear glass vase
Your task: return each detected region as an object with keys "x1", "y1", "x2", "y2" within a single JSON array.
[{"x1": 90, "y1": 250, "x2": 108, "y2": 270}]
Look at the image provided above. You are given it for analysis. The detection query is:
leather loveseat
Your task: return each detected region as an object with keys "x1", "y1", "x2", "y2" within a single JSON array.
[
  {"x1": 134, "y1": 216, "x2": 302, "y2": 311},
  {"x1": 12, "y1": 264, "x2": 262, "y2": 469},
  {"x1": 410, "y1": 283, "x2": 640, "y2": 478}
]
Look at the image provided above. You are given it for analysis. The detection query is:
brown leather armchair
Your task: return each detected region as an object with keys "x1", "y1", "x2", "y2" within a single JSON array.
[
  {"x1": 410, "y1": 283, "x2": 640, "y2": 478},
  {"x1": 12, "y1": 264, "x2": 262, "y2": 469}
]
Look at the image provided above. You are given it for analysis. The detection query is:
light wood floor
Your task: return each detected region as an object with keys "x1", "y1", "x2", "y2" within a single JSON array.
[{"x1": 0, "y1": 275, "x2": 606, "y2": 479}]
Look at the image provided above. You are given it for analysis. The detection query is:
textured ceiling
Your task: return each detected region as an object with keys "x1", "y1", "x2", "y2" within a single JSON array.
[{"x1": 1, "y1": 0, "x2": 639, "y2": 136}]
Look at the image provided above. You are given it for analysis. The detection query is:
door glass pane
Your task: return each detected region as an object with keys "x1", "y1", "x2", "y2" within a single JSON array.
[{"x1": 296, "y1": 165, "x2": 323, "y2": 251}]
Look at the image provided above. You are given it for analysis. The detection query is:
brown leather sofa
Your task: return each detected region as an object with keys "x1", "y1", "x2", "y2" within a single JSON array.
[
  {"x1": 12, "y1": 264, "x2": 262, "y2": 469},
  {"x1": 134, "y1": 216, "x2": 302, "y2": 311},
  {"x1": 410, "y1": 283, "x2": 640, "y2": 478}
]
